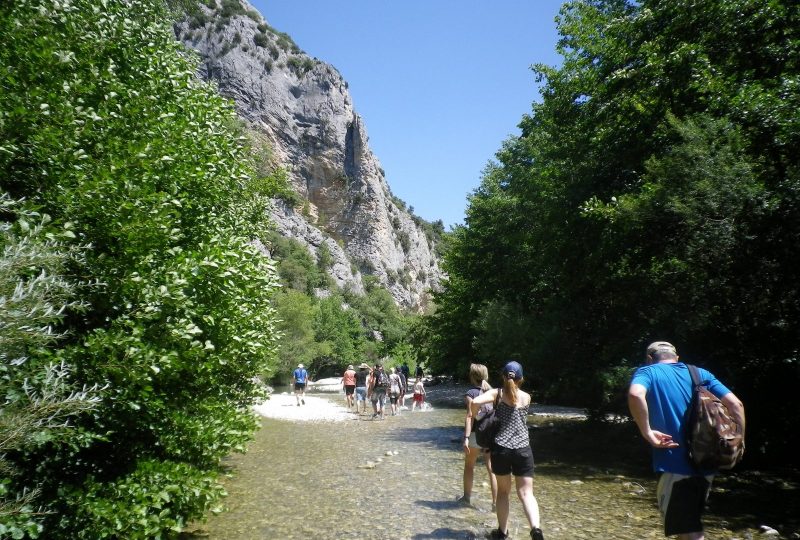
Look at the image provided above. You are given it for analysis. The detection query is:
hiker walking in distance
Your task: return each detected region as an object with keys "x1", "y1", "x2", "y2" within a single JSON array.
[
  {"x1": 369, "y1": 363, "x2": 388, "y2": 420},
  {"x1": 628, "y1": 341, "x2": 746, "y2": 539},
  {"x1": 470, "y1": 361, "x2": 544, "y2": 540},
  {"x1": 292, "y1": 363, "x2": 309, "y2": 406},
  {"x1": 354, "y1": 363, "x2": 370, "y2": 415},
  {"x1": 342, "y1": 364, "x2": 357, "y2": 410}
]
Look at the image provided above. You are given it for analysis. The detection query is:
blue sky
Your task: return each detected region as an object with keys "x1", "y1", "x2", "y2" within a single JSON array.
[{"x1": 249, "y1": 1, "x2": 565, "y2": 229}]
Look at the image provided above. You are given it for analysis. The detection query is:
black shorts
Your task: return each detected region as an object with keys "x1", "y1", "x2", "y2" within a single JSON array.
[
  {"x1": 658, "y1": 473, "x2": 712, "y2": 536},
  {"x1": 344, "y1": 385, "x2": 355, "y2": 395},
  {"x1": 294, "y1": 382, "x2": 306, "y2": 391},
  {"x1": 490, "y1": 445, "x2": 534, "y2": 477}
]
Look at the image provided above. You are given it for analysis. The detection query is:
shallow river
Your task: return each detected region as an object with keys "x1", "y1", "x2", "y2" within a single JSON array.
[{"x1": 185, "y1": 394, "x2": 793, "y2": 539}]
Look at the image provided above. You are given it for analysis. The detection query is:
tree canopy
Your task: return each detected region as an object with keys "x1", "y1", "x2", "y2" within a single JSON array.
[{"x1": 422, "y1": 0, "x2": 799, "y2": 463}]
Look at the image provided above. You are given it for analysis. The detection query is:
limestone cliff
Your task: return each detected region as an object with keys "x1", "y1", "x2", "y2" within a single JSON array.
[{"x1": 174, "y1": 1, "x2": 443, "y2": 309}]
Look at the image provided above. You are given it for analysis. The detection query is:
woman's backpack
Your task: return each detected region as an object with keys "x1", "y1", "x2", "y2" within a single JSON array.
[{"x1": 474, "y1": 391, "x2": 501, "y2": 448}]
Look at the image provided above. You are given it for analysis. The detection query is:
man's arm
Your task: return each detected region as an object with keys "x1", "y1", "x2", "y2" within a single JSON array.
[
  {"x1": 721, "y1": 392, "x2": 746, "y2": 438},
  {"x1": 628, "y1": 383, "x2": 679, "y2": 449}
]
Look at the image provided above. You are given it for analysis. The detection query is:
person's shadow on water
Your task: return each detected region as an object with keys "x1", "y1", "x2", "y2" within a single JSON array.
[
  {"x1": 415, "y1": 499, "x2": 464, "y2": 511},
  {"x1": 412, "y1": 500, "x2": 487, "y2": 539},
  {"x1": 411, "y1": 528, "x2": 481, "y2": 539}
]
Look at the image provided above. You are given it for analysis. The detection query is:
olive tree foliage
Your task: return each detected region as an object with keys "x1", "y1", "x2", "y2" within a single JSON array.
[
  {"x1": 0, "y1": 194, "x2": 101, "y2": 539},
  {"x1": 0, "y1": 0, "x2": 280, "y2": 537},
  {"x1": 424, "y1": 0, "x2": 799, "y2": 462}
]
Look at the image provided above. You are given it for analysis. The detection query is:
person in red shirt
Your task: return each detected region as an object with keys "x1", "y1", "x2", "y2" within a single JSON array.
[{"x1": 342, "y1": 364, "x2": 357, "y2": 409}]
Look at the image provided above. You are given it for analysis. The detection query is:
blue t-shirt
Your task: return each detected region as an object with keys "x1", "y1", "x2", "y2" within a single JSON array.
[
  {"x1": 293, "y1": 368, "x2": 308, "y2": 384},
  {"x1": 630, "y1": 362, "x2": 731, "y2": 475}
]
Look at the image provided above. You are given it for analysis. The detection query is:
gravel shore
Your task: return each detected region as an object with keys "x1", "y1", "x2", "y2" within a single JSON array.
[
  {"x1": 254, "y1": 380, "x2": 586, "y2": 422},
  {"x1": 253, "y1": 393, "x2": 354, "y2": 422}
]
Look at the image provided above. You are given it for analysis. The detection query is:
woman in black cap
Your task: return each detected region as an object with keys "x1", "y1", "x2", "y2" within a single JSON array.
[{"x1": 470, "y1": 361, "x2": 544, "y2": 540}]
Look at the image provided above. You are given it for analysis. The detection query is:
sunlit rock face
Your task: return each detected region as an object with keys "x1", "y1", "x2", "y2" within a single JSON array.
[{"x1": 175, "y1": 2, "x2": 443, "y2": 309}]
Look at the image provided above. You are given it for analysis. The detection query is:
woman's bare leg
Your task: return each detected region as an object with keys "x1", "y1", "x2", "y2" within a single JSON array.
[
  {"x1": 495, "y1": 474, "x2": 512, "y2": 534},
  {"x1": 514, "y1": 475, "x2": 541, "y2": 529},
  {"x1": 485, "y1": 451, "x2": 498, "y2": 508},
  {"x1": 462, "y1": 447, "x2": 479, "y2": 501}
]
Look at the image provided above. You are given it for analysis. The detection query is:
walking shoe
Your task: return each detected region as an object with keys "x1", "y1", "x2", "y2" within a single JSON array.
[
  {"x1": 530, "y1": 527, "x2": 544, "y2": 540},
  {"x1": 301, "y1": 399, "x2": 305, "y2": 405},
  {"x1": 487, "y1": 529, "x2": 508, "y2": 539}
]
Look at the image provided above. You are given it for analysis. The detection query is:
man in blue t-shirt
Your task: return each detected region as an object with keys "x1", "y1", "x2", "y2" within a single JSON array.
[
  {"x1": 628, "y1": 341, "x2": 745, "y2": 540},
  {"x1": 293, "y1": 363, "x2": 309, "y2": 406}
]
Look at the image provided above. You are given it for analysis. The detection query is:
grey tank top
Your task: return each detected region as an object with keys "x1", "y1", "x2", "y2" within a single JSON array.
[{"x1": 494, "y1": 400, "x2": 530, "y2": 449}]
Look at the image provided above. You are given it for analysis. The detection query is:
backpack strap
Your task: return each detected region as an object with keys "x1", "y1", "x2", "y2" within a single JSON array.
[
  {"x1": 686, "y1": 364, "x2": 702, "y2": 388},
  {"x1": 685, "y1": 363, "x2": 702, "y2": 472}
]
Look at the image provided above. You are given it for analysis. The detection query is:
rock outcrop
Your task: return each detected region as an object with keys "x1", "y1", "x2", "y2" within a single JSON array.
[{"x1": 174, "y1": 1, "x2": 442, "y2": 309}]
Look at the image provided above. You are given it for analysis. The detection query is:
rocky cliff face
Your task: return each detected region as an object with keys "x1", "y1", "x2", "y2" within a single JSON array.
[{"x1": 174, "y1": 1, "x2": 442, "y2": 309}]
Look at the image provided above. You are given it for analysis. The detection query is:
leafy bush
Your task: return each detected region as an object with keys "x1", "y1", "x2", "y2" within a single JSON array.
[
  {"x1": 55, "y1": 460, "x2": 225, "y2": 539},
  {"x1": 397, "y1": 231, "x2": 411, "y2": 253},
  {"x1": 264, "y1": 232, "x2": 327, "y2": 294},
  {"x1": 219, "y1": 0, "x2": 245, "y2": 18},
  {"x1": 316, "y1": 242, "x2": 333, "y2": 270},
  {"x1": 244, "y1": 8, "x2": 260, "y2": 22},
  {"x1": 287, "y1": 56, "x2": 316, "y2": 77},
  {"x1": 0, "y1": 0, "x2": 280, "y2": 536},
  {"x1": 253, "y1": 31, "x2": 269, "y2": 48},
  {"x1": 188, "y1": 11, "x2": 209, "y2": 29},
  {"x1": 0, "y1": 194, "x2": 100, "y2": 539},
  {"x1": 265, "y1": 24, "x2": 301, "y2": 54}
]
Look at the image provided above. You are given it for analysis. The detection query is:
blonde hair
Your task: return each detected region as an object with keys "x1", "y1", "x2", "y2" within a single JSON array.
[
  {"x1": 503, "y1": 374, "x2": 521, "y2": 406},
  {"x1": 468, "y1": 363, "x2": 491, "y2": 391}
]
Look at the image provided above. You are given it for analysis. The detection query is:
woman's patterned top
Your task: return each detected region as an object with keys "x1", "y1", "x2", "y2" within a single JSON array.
[{"x1": 494, "y1": 399, "x2": 530, "y2": 449}]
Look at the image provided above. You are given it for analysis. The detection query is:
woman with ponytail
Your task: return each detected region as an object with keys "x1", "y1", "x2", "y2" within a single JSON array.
[
  {"x1": 470, "y1": 361, "x2": 544, "y2": 540},
  {"x1": 459, "y1": 363, "x2": 497, "y2": 509}
]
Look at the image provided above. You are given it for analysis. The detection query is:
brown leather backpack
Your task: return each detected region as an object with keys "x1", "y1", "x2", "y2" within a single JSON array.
[{"x1": 686, "y1": 364, "x2": 745, "y2": 471}]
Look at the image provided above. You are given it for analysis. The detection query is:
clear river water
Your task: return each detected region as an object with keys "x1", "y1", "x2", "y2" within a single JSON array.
[{"x1": 184, "y1": 389, "x2": 798, "y2": 540}]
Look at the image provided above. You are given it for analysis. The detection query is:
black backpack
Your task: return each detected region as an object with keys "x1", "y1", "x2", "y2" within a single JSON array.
[
  {"x1": 685, "y1": 364, "x2": 745, "y2": 470},
  {"x1": 474, "y1": 391, "x2": 501, "y2": 448}
]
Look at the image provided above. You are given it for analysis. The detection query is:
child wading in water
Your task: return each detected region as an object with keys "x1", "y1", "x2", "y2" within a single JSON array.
[{"x1": 412, "y1": 376, "x2": 427, "y2": 411}]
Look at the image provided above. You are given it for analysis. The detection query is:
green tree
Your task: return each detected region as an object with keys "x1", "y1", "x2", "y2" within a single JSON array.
[
  {"x1": 313, "y1": 296, "x2": 365, "y2": 375},
  {"x1": 0, "y1": 0, "x2": 280, "y2": 536},
  {"x1": 271, "y1": 289, "x2": 318, "y2": 381},
  {"x1": 429, "y1": 0, "x2": 800, "y2": 463},
  {"x1": 352, "y1": 285, "x2": 409, "y2": 354}
]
